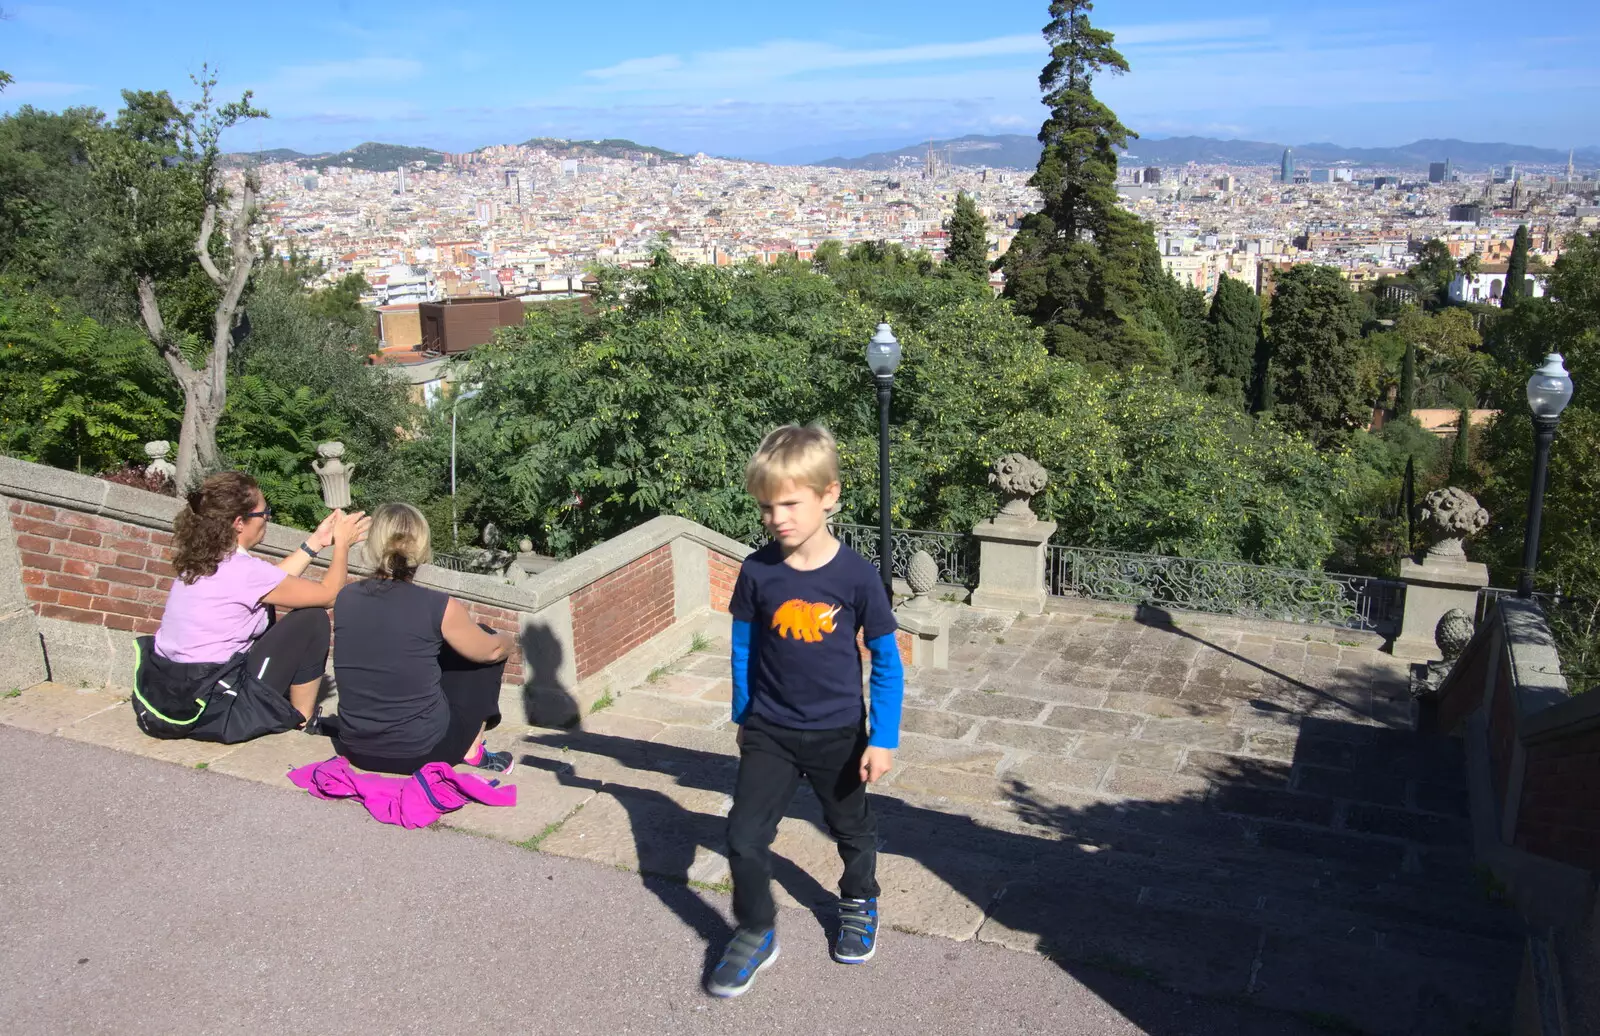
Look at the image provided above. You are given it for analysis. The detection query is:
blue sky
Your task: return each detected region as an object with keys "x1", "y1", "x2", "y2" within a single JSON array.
[{"x1": 3, "y1": 1, "x2": 1597, "y2": 160}]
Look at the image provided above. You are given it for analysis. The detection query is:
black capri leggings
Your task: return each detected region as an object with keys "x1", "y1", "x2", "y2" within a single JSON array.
[
  {"x1": 334, "y1": 640, "x2": 506, "y2": 775},
  {"x1": 246, "y1": 608, "x2": 331, "y2": 696}
]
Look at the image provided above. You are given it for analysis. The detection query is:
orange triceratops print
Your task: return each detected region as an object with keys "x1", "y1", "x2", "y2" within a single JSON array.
[{"x1": 771, "y1": 600, "x2": 843, "y2": 643}]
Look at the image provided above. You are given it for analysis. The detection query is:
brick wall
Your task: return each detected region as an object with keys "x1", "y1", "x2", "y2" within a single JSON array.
[
  {"x1": 1516, "y1": 726, "x2": 1600, "y2": 871},
  {"x1": 10, "y1": 499, "x2": 175, "y2": 636},
  {"x1": 464, "y1": 601, "x2": 525, "y2": 686},
  {"x1": 709, "y1": 550, "x2": 738, "y2": 613},
  {"x1": 570, "y1": 545, "x2": 674, "y2": 680}
]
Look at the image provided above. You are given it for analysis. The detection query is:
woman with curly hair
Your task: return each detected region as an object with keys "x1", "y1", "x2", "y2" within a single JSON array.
[
  {"x1": 331, "y1": 502, "x2": 518, "y2": 775},
  {"x1": 150, "y1": 471, "x2": 369, "y2": 727}
]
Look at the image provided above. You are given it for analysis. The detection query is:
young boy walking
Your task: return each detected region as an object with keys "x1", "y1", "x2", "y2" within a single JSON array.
[{"x1": 706, "y1": 424, "x2": 904, "y2": 999}]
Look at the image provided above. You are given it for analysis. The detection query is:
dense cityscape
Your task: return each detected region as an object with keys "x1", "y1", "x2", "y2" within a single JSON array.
[{"x1": 247, "y1": 137, "x2": 1600, "y2": 352}]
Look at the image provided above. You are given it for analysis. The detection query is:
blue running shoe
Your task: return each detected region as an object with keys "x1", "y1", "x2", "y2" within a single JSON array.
[
  {"x1": 706, "y1": 927, "x2": 779, "y2": 998},
  {"x1": 832, "y1": 897, "x2": 878, "y2": 963}
]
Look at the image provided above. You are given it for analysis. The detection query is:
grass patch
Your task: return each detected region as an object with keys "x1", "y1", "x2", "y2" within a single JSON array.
[
  {"x1": 688, "y1": 878, "x2": 733, "y2": 894},
  {"x1": 4, "y1": 688, "x2": 21, "y2": 698},
  {"x1": 1336, "y1": 639, "x2": 1360, "y2": 647},
  {"x1": 194, "y1": 762, "x2": 208, "y2": 770},
  {"x1": 589, "y1": 690, "x2": 615, "y2": 714},
  {"x1": 689, "y1": 632, "x2": 711, "y2": 653},
  {"x1": 519, "y1": 803, "x2": 587, "y2": 851},
  {"x1": 645, "y1": 665, "x2": 671, "y2": 684}
]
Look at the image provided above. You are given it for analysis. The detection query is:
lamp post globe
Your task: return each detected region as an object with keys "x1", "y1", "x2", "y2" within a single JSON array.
[
  {"x1": 866, "y1": 323, "x2": 900, "y2": 599},
  {"x1": 1518, "y1": 354, "x2": 1573, "y2": 598}
]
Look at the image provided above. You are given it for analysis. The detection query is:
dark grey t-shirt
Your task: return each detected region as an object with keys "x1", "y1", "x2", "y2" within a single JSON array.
[{"x1": 332, "y1": 579, "x2": 450, "y2": 757}]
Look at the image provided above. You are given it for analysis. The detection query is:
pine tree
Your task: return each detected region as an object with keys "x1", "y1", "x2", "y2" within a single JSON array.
[
  {"x1": 1450, "y1": 406, "x2": 1472, "y2": 482},
  {"x1": 1398, "y1": 340, "x2": 1416, "y2": 415},
  {"x1": 1263, "y1": 265, "x2": 1367, "y2": 442},
  {"x1": 998, "y1": 0, "x2": 1166, "y2": 370},
  {"x1": 944, "y1": 191, "x2": 990, "y2": 280},
  {"x1": 1204, "y1": 274, "x2": 1260, "y2": 407},
  {"x1": 1503, "y1": 224, "x2": 1530, "y2": 309}
]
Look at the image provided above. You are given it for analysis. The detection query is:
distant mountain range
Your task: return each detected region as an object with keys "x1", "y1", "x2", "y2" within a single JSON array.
[
  {"x1": 227, "y1": 133, "x2": 1599, "y2": 175},
  {"x1": 225, "y1": 138, "x2": 685, "y2": 172},
  {"x1": 811, "y1": 134, "x2": 1600, "y2": 172}
]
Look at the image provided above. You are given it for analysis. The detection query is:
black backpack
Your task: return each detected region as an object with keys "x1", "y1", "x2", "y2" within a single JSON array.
[{"x1": 131, "y1": 635, "x2": 303, "y2": 744}]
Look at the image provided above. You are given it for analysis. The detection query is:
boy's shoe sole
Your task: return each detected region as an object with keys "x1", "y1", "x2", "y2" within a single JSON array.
[
  {"x1": 706, "y1": 943, "x2": 781, "y2": 998},
  {"x1": 831, "y1": 940, "x2": 876, "y2": 964}
]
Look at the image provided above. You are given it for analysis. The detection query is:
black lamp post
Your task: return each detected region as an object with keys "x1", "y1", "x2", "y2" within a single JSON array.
[
  {"x1": 1518, "y1": 353, "x2": 1574, "y2": 598},
  {"x1": 866, "y1": 322, "x2": 902, "y2": 601}
]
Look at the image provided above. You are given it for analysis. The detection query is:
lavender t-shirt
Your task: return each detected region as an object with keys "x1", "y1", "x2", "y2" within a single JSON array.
[{"x1": 154, "y1": 549, "x2": 288, "y2": 663}]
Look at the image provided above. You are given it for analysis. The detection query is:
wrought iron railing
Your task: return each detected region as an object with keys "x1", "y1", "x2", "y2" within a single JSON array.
[
  {"x1": 428, "y1": 551, "x2": 475, "y2": 572},
  {"x1": 747, "y1": 520, "x2": 976, "y2": 587},
  {"x1": 1046, "y1": 544, "x2": 1405, "y2": 634}
]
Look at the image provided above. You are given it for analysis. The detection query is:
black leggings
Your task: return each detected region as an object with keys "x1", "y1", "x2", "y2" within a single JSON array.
[
  {"x1": 334, "y1": 644, "x2": 506, "y2": 775},
  {"x1": 246, "y1": 608, "x2": 331, "y2": 696}
]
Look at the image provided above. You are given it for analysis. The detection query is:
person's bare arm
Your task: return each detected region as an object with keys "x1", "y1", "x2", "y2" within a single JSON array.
[
  {"x1": 262, "y1": 510, "x2": 369, "y2": 610},
  {"x1": 274, "y1": 511, "x2": 339, "y2": 578},
  {"x1": 441, "y1": 598, "x2": 516, "y2": 663}
]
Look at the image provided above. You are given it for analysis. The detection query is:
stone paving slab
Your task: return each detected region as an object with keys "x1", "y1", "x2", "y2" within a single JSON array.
[
  {"x1": 206, "y1": 729, "x2": 335, "y2": 789},
  {"x1": 0, "y1": 607, "x2": 1523, "y2": 1035},
  {"x1": 0, "y1": 682, "x2": 123, "y2": 734}
]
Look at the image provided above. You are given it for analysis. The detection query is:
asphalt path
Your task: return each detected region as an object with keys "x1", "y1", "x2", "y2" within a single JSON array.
[{"x1": 0, "y1": 725, "x2": 1319, "y2": 1036}]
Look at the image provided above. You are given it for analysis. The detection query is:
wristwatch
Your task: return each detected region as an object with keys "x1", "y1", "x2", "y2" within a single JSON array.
[{"x1": 298, "y1": 542, "x2": 320, "y2": 559}]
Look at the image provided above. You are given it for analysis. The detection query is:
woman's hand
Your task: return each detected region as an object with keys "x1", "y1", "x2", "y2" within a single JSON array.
[
  {"x1": 307, "y1": 510, "x2": 340, "y2": 553},
  {"x1": 332, "y1": 510, "x2": 370, "y2": 549}
]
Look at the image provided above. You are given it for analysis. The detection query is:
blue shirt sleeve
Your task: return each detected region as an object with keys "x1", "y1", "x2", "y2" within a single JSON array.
[
  {"x1": 730, "y1": 619, "x2": 753, "y2": 724},
  {"x1": 865, "y1": 632, "x2": 903, "y2": 749}
]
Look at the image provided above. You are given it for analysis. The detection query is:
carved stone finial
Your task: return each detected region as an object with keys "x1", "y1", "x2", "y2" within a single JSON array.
[
  {"x1": 143, "y1": 440, "x2": 176, "y2": 483},
  {"x1": 1435, "y1": 608, "x2": 1475, "y2": 662},
  {"x1": 907, "y1": 549, "x2": 938, "y2": 601},
  {"x1": 989, "y1": 454, "x2": 1049, "y2": 522},
  {"x1": 311, "y1": 441, "x2": 354, "y2": 509},
  {"x1": 481, "y1": 522, "x2": 501, "y2": 550},
  {"x1": 518, "y1": 537, "x2": 533, "y2": 553},
  {"x1": 1417, "y1": 486, "x2": 1489, "y2": 561}
]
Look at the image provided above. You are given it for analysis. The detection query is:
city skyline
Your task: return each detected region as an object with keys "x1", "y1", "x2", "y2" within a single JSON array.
[{"x1": 4, "y1": 0, "x2": 1599, "y2": 160}]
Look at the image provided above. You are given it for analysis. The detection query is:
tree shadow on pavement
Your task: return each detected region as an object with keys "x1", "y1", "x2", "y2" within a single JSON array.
[{"x1": 517, "y1": 691, "x2": 1522, "y2": 1036}]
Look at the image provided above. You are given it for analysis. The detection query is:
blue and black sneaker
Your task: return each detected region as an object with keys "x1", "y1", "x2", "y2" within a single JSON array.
[
  {"x1": 706, "y1": 927, "x2": 780, "y2": 998},
  {"x1": 832, "y1": 896, "x2": 878, "y2": 963}
]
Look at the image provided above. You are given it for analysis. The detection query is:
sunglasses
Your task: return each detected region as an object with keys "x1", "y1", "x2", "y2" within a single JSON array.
[{"x1": 241, "y1": 507, "x2": 274, "y2": 521}]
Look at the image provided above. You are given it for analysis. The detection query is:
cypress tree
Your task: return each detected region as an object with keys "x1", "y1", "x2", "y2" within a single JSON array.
[
  {"x1": 1262, "y1": 265, "x2": 1366, "y2": 442},
  {"x1": 944, "y1": 191, "x2": 990, "y2": 280},
  {"x1": 1503, "y1": 224, "x2": 1530, "y2": 309},
  {"x1": 1398, "y1": 340, "x2": 1416, "y2": 415},
  {"x1": 1450, "y1": 406, "x2": 1472, "y2": 482},
  {"x1": 998, "y1": 0, "x2": 1166, "y2": 370},
  {"x1": 1204, "y1": 274, "x2": 1260, "y2": 407}
]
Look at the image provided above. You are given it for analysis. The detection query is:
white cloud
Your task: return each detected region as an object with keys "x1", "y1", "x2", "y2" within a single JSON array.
[{"x1": 581, "y1": 34, "x2": 1044, "y2": 91}]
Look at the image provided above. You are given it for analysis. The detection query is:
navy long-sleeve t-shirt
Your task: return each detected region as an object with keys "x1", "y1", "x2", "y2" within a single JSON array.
[{"x1": 728, "y1": 541, "x2": 903, "y2": 749}]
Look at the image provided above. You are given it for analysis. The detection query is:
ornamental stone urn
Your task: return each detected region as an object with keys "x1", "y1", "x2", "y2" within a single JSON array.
[
  {"x1": 971, "y1": 453, "x2": 1055, "y2": 615},
  {"x1": 1394, "y1": 486, "x2": 1490, "y2": 663},
  {"x1": 1418, "y1": 487, "x2": 1490, "y2": 561},
  {"x1": 988, "y1": 453, "x2": 1049, "y2": 522},
  {"x1": 143, "y1": 440, "x2": 176, "y2": 483},
  {"x1": 311, "y1": 442, "x2": 354, "y2": 510}
]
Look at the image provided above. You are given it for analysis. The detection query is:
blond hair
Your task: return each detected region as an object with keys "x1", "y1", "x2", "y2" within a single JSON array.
[
  {"x1": 744, "y1": 424, "x2": 840, "y2": 500},
  {"x1": 364, "y1": 502, "x2": 433, "y2": 581}
]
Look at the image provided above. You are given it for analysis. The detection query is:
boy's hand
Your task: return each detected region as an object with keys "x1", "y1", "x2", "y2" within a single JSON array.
[{"x1": 859, "y1": 746, "x2": 894, "y2": 784}]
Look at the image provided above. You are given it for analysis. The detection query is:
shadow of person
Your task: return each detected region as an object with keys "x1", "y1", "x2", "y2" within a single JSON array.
[
  {"x1": 517, "y1": 621, "x2": 579, "y2": 728},
  {"x1": 519, "y1": 700, "x2": 1521, "y2": 1036}
]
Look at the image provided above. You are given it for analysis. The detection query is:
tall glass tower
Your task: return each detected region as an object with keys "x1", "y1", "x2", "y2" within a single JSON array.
[{"x1": 1281, "y1": 147, "x2": 1293, "y2": 184}]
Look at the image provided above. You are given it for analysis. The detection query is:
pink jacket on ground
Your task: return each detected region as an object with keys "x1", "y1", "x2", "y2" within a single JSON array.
[{"x1": 288, "y1": 757, "x2": 517, "y2": 829}]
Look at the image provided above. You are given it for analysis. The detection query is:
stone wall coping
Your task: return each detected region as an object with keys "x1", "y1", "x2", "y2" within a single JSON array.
[
  {"x1": 1502, "y1": 597, "x2": 1572, "y2": 720},
  {"x1": 0, "y1": 455, "x2": 752, "y2": 615}
]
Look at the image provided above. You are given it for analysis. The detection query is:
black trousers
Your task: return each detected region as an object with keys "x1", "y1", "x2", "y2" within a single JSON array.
[
  {"x1": 335, "y1": 643, "x2": 505, "y2": 775},
  {"x1": 726, "y1": 713, "x2": 880, "y2": 932},
  {"x1": 245, "y1": 608, "x2": 330, "y2": 696}
]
